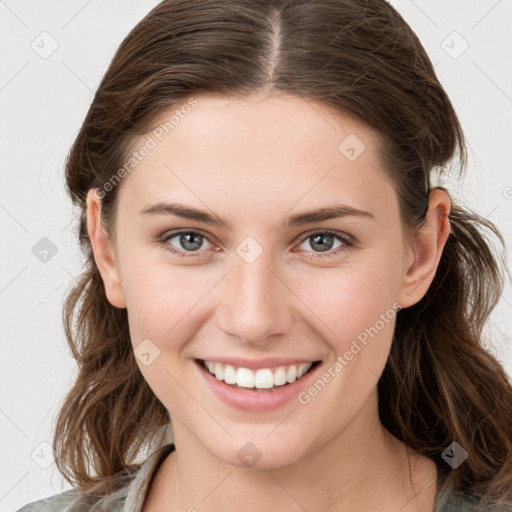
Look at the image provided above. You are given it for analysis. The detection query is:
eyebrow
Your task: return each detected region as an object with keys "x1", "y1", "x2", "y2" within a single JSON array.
[{"x1": 139, "y1": 201, "x2": 375, "y2": 230}]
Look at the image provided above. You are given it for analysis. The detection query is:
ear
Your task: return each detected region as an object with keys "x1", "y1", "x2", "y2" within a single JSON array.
[
  {"x1": 397, "y1": 188, "x2": 452, "y2": 309},
  {"x1": 86, "y1": 189, "x2": 127, "y2": 309}
]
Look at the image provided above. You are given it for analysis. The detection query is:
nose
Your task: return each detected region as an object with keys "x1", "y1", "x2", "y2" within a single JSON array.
[{"x1": 216, "y1": 251, "x2": 294, "y2": 346}]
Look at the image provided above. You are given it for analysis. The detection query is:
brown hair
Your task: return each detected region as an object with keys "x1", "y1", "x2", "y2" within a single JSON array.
[{"x1": 54, "y1": 0, "x2": 512, "y2": 501}]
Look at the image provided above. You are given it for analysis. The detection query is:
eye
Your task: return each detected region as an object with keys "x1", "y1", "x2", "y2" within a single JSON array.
[
  {"x1": 296, "y1": 230, "x2": 353, "y2": 258},
  {"x1": 160, "y1": 230, "x2": 213, "y2": 258}
]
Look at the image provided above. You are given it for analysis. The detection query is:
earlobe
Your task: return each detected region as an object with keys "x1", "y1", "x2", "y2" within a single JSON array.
[
  {"x1": 86, "y1": 189, "x2": 127, "y2": 309},
  {"x1": 397, "y1": 189, "x2": 452, "y2": 309}
]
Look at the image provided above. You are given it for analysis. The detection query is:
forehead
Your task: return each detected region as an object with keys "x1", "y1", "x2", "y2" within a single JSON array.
[{"x1": 116, "y1": 93, "x2": 398, "y2": 225}]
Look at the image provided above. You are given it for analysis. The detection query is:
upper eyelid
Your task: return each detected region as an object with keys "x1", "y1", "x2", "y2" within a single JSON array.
[
  {"x1": 161, "y1": 228, "x2": 216, "y2": 246},
  {"x1": 297, "y1": 229, "x2": 353, "y2": 243}
]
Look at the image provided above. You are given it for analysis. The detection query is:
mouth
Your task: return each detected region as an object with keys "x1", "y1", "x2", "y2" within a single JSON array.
[{"x1": 195, "y1": 358, "x2": 322, "y2": 392}]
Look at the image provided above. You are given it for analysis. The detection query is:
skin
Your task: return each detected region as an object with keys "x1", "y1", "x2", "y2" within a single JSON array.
[{"x1": 87, "y1": 92, "x2": 451, "y2": 512}]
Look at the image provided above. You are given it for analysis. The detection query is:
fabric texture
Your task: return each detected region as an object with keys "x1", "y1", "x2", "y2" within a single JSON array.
[{"x1": 17, "y1": 444, "x2": 512, "y2": 511}]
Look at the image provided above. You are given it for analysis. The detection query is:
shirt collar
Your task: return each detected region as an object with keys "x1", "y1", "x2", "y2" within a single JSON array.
[{"x1": 122, "y1": 443, "x2": 175, "y2": 512}]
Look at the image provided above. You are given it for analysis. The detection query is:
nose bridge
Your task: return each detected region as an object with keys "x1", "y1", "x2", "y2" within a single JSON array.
[{"x1": 217, "y1": 249, "x2": 292, "y2": 344}]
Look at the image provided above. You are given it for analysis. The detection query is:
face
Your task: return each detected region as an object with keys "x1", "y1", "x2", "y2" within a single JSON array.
[{"x1": 88, "y1": 92, "x2": 449, "y2": 469}]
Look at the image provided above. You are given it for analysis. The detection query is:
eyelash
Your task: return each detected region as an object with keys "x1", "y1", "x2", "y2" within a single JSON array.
[{"x1": 158, "y1": 229, "x2": 354, "y2": 259}]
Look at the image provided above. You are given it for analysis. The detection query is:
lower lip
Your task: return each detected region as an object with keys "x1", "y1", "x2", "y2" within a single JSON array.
[{"x1": 195, "y1": 359, "x2": 321, "y2": 412}]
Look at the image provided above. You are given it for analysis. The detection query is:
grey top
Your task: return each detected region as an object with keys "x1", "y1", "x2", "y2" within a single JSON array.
[{"x1": 16, "y1": 444, "x2": 512, "y2": 511}]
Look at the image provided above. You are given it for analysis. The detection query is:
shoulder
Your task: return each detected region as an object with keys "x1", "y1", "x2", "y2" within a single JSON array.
[
  {"x1": 15, "y1": 461, "x2": 140, "y2": 512},
  {"x1": 15, "y1": 443, "x2": 175, "y2": 512},
  {"x1": 15, "y1": 476, "x2": 133, "y2": 512},
  {"x1": 435, "y1": 491, "x2": 512, "y2": 512},
  {"x1": 16, "y1": 472, "x2": 135, "y2": 512},
  {"x1": 435, "y1": 471, "x2": 512, "y2": 512},
  {"x1": 16, "y1": 489, "x2": 83, "y2": 512}
]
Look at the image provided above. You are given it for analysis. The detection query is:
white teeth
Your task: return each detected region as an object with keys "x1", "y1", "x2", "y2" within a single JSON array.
[
  {"x1": 286, "y1": 365, "x2": 297, "y2": 383},
  {"x1": 236, "y1": 367, "x2": 254, "y2": 388},
  {"x1": 202, "y1": 360, "x2": 314, "y2": 389},
  {"x1": 254, "y1": 369, "x2": 274, "y2": 389},
  {"x1": 274, "y1": 366, "x2": 287, "y2": 386},
  {"x1": 223, "y1": 364, "x2": 237, "y2": 385},
  {"x1": 297, "y1": 363, "x2": 310, "y2": 378},
  {"x1": 214, "y1": 362, "x2": 224, "y2": 381}
]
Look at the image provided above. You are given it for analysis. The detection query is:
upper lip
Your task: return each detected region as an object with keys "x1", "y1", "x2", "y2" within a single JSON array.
[{"x1": 197, "y1": 357, "x2": 320, "y2": 370}]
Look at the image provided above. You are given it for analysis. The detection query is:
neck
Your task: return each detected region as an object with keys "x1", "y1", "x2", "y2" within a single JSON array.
[{"x1": 144, "y1": 391, "x2": 438, "y2": 512}]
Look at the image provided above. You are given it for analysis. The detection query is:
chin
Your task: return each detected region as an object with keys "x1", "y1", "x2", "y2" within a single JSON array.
[{"x1": 203, "y1": 431, "x2": 314, "y2": 470}]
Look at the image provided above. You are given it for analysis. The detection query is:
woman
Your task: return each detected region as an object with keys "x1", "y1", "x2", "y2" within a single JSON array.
[{"x1": 18, "y1": 0, "x2": 512, "y2": 511}]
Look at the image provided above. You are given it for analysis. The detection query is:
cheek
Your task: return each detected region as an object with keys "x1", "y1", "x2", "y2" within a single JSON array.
[
  {"x1": 293, "y1": 254, "x2": 402, "y2": 400},
  {"x1": 121, "y1": 257, "x2": 218, "y2": 420},
  {"x1": 122, "y1": 263, "x2": 216, "y2": 344},
  {"x1": 296, "y1": 253, "x2": 402, "y2": 341},
  {"x1": 115, "y1": 230, "x2": 200, "y2": 330}
]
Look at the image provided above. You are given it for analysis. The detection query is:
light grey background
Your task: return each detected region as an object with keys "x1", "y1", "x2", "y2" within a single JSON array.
[{"x1": 1, "y1": 1, "x2": 511, "y2": 510}]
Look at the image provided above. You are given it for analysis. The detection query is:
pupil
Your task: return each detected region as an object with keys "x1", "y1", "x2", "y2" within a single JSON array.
[
  {"x1": 181, "y1": 232, "x2": 202, "y2": 250},
  {"x1": 312, "y1": 234, "x2": 333, "y2": 252}
]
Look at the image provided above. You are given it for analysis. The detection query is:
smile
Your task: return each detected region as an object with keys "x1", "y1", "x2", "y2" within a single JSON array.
[{"x1": 200, "y1": 359, "x2": 320, "y2": 391}]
